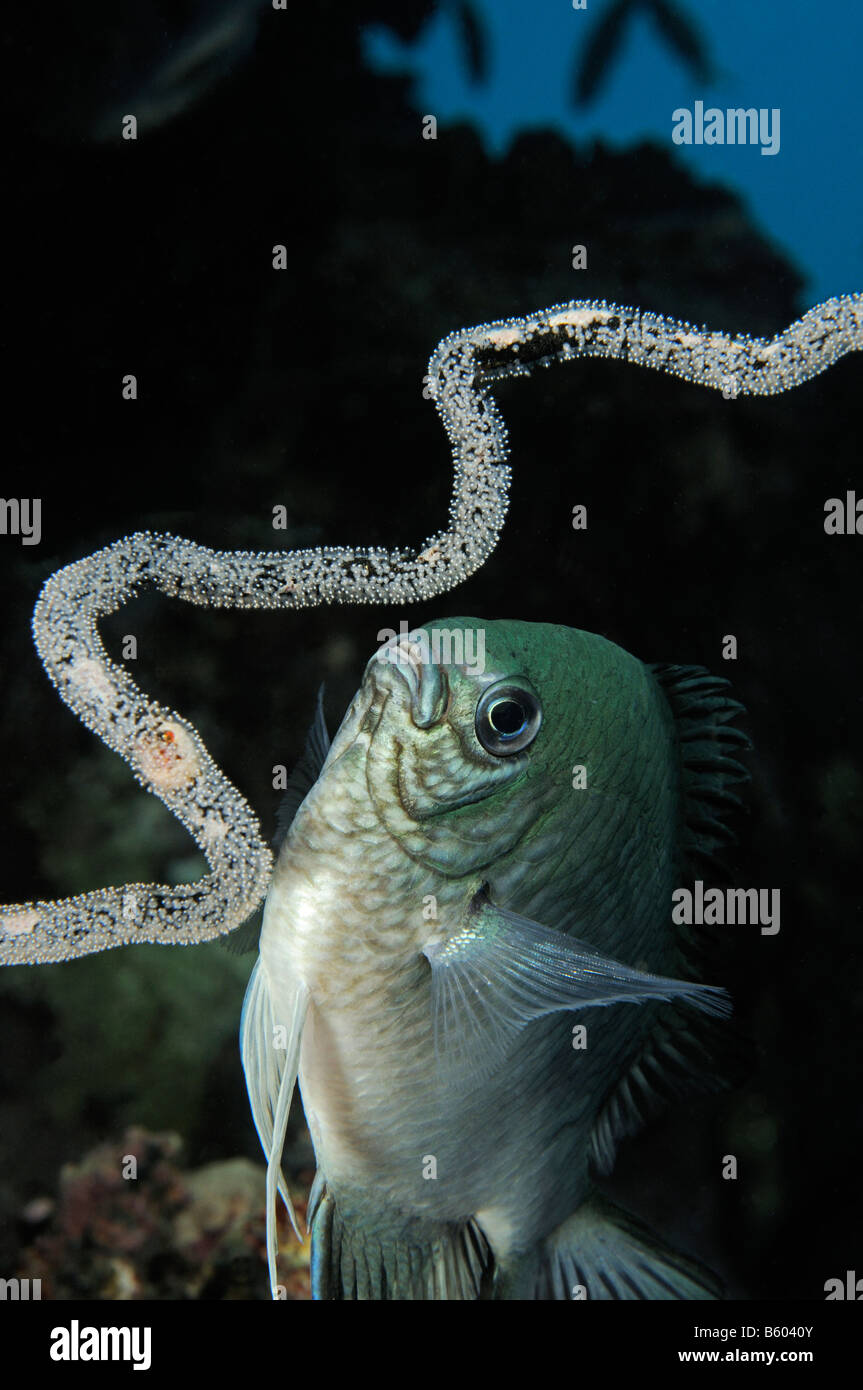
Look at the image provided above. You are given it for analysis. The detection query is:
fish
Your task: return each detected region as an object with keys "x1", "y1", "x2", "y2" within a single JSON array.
[
  {"x1": 15, "y1": 0, "x2": 267, "y2": 144},
  {"x1": 240, "y1": 617, "x2": 749, "y2": 1300},
  {"x1": 573, "y1": 0, "x2": 714, "y2": 107}
]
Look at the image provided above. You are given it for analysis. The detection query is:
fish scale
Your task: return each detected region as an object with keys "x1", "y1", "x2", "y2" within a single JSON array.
[{"x1": 242, "y1": 618, "x2": 747, "y2": 1298}]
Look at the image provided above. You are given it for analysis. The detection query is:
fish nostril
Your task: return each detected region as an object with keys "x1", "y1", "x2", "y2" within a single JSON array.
[
  {"x1": 372, "y1": 639, "x2": 419, "y2": 699},
  {"x1": 412, "y1": 662, "x2": 448, "y2": 730},
  {"x1": 371, "y1": 638, "x2": 448, "y2": 729}
]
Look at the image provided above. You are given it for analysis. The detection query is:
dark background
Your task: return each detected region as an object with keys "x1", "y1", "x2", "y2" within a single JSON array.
[{"x1": 0, "y1": 1, "x2": 860, "y2": 1299}]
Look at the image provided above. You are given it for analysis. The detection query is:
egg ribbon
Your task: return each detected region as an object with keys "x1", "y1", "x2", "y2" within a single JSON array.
[{"x1": 1, "y1": 294, "x2": 860, "y2": 964}]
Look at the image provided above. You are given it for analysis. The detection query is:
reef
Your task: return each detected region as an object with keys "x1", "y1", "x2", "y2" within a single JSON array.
[
  {"x1": 1, "y1": 1, "x2": 861, "y2": 1299},
  {"x1": 14, "y1": 1128, "x2": 310, "y2": 1300}
]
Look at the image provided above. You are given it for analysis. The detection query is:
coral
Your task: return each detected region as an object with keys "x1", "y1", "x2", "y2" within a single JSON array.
[{"x1": 15, "y1": 1127, "x2": 310, "y2": 1300}]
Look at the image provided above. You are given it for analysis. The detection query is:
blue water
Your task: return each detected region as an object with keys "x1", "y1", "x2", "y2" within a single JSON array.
[{"x1": 364, "y1": 0, "x2": 863, "y2": 307}]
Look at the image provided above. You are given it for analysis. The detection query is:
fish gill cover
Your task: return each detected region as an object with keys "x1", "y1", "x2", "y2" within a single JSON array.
[{"x1": 0, "y1": 0, "x2": 861, "y2": 1331}]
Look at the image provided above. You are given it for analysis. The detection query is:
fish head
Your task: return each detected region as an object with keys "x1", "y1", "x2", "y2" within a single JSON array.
[{"x1": 327, "y1": 618, "x2": 673, "y2": 882}]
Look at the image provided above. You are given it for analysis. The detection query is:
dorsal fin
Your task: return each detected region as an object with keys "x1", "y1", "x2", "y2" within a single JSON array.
[
  {"x1": 588, "y1": 663, "x2": 751, "y2": 1175},
  {"x1": 219, "y1": 687, "x2": 330, "y2": 956},
  {"x1": 649, "y1": 663, "x2": 751, "y2": 871},
  {"x1": 588, "y1": 1004, "x2": 748, "y2": 1175},
  {"x1": 273, "y1": 684, "x2": 330, "y2": 853},
  {"x1": 219, "y1": 905, "x2": 264, "y2": 957}
]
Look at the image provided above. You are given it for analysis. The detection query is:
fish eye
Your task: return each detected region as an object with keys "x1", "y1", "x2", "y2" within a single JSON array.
[{"x1": 475, "y1": 683, "x2": 542, "y2": 756}]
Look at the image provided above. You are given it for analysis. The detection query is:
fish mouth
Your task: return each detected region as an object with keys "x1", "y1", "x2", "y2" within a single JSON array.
[{"x1": 369, "y1": 634, "x2": 449, "y2": 729}]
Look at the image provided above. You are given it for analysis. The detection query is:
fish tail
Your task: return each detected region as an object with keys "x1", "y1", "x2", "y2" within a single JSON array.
[
  {"x1": 309, "y1": 1185, "x2": 492, "y2": 1300},
  {"x1": 493, "y1": 1193, "x2": 721, "y2": 1300}
]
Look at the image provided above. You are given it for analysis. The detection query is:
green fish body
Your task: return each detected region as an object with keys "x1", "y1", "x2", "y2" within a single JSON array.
[{"x1": 241, "y1": 618, "x2": 748, "y2": 1299}]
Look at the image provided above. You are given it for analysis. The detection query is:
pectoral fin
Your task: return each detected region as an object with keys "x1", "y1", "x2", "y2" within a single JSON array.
[
  {"x1": 240, "y1": 957, "x2": 309, "y2": 1297},
  {"x1": 424, "y1": 886, "x2": 730, "y2": 1085}
]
